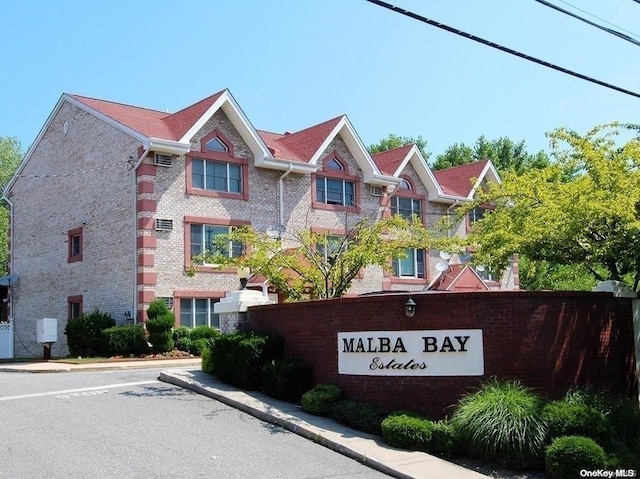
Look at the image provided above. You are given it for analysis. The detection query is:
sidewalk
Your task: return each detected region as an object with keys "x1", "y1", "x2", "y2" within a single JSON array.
[{"x1": 1, "y1": 358, "x2": 489, "y2": 479}]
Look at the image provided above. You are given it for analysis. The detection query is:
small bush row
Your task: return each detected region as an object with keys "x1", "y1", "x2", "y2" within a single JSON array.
[
  {"x1": 202, "y1": 331, "x2": 313, "y2": 402},
  {"x1": 173, "y1": 325, "x2": 220, "y2": 356}
]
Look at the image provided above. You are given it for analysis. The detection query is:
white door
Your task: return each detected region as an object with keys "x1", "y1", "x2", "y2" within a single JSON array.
[{"x1": 0, "y1": 320, "x2": 13, "y2": 359}]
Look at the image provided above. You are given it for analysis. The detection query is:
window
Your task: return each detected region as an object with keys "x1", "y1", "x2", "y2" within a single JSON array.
[
  {"x1": 190, "y1": 224, "x2": 243, "y2": 260},
  {"x1": 392, "y1": 197, "x2": 422, "y2": 220},
  {"x1": 393, "y1": 249, "x2": 425, "y2": 278},
  {"x1": 180, "y1": 298, "x2": 220, "y2": 328},
  {"x1": 67, "y1": 295, "x2": 83, "y2": 320},
  {"x1": 312, "y1": 153, "x2": 360, "y2": 212},
  {"x1": 67, "y1": 227, "x2": 83, "y2": 263},
  {"x1": 205, "y1": 136, "x2": 228, "y2": 153},
  {"x1": 186, "y1": 129, "x2": 248, "y2": 200},
  {"x1": 192, "y1": 159, "x2": 242, "y2": 194},
  {"x1": 391, "y1": 178, "x2": 423, "y2": 222},
  {"x1": 315, "y1": 177, "x2": 355, "y2": 207},
  {"x1": 316, "y1": 235, "x2": 343, "y2": 263},
  {"x1": 469, "y1": 207, "x2": 488, "y2": 225}
]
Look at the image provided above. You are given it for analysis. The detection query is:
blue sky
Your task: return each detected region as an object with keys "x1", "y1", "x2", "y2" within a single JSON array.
[{"x1": 1, "y1": 0, "x2": 639, "y2": 161}]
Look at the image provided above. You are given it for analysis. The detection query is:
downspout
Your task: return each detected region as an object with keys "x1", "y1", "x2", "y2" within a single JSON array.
[
  {"x1": 2, "y1": 194, "x2": 14, "y2": 322},
  {"x1": 278, "y1": 163, "x2": 294, "y2": 228},
  {"x1": 446, "y1": 200, "x2": 460, "y2": 238},
  {"x1": 132, "y1": 146, "x2": 151, "y2": 324}
]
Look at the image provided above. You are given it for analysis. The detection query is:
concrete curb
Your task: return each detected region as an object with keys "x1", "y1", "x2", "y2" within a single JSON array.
[{"x1": 0, "y1": 359, "x2": 201, "y2": 373}]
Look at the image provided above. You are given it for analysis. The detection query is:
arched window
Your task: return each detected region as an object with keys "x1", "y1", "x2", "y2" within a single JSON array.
[{"x1": 205, "y1": 137, "x2": 228, "y2": 153}]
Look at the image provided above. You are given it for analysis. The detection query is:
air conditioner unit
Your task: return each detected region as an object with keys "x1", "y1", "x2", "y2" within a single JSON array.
[
  {"x1": 370, "y1": 185, "x2": 384, "y2": 197},
  {"x1": 155, "y1": 219, "x2": 174, "y2": 231},
  {"x1": 154, "y1": 153, "x2": 173, "y2": 167}
]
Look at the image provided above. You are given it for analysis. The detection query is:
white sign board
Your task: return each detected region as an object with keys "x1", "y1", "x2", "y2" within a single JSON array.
[{"x1": 338, "y1": 329, "x2": 483, "y2": 376}]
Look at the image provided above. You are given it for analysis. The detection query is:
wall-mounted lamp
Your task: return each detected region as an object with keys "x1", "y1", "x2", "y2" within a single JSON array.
[
  {"x1": 404, "y1": 297, "x2": 416, "y2": 318},
  {"x1": 237, "y1": 267, "x2": 250, "y2": 290}
]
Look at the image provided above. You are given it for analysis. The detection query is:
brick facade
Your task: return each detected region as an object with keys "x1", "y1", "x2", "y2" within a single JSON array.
[
  {"x1": 6, "y1": 89, "x2": 518, "y2": 357},
  {"x1": 247, "y1": 291, "x2": 638, "y2": 419}
]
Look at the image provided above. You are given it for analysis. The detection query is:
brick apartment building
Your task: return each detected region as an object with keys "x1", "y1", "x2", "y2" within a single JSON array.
[{"x1": 2, "y1": 88, "x2": 517, "y2": 357}]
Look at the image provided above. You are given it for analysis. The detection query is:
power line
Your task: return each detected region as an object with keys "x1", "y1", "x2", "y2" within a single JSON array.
[
  {"x1": 555, "y1": 0, "x2": 640, "y2": 40},
  {"x1": 365, "y1": 0, "x2": 640, "y2": 100},
  {"x1": 534, "y1": 0, "x2": 640, "y2": 47}
]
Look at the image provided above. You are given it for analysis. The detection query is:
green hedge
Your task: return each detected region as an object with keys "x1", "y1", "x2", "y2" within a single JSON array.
[
  {"x1": 331, "y1": 399, "x2": 385, "y2": 435},
  {"x1": 261, "y1": 358, "x2": 313, "y2": 402},
  {"x1": 64, "y1": 309, "x2": 116, "y2": 357},
  {"x1": 301, "y1": 384, "x2": 344, "y2": 416},
  {"x1": 542, "y1": 400, "x2": 607, "y2": 442},
  {"x1": 381, "y1": 412, "x2": 456, "y2": 456},
  {"x1": 146, "y1": 313, "x2": 175, "y2": 353},
  {"x1": 545, "y1": 436, "x2": 607, "y2": 479},
  {"x1": 208, "y1": 331, "x2": 284, "y2": 390},
  {"x1": 102, "y1": 325, "x2": 148, "y2": 356}
]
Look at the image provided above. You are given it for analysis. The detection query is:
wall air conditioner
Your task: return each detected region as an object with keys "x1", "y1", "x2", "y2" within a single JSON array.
[
  {"x1": 154, "y1": 153, "x2": 174, "y2": 167},
  {"x1": 155, "y1": 219, "x2": 174, "y2": 231},
  {"x1": 370, "y1": 185, "x2": 384, "y2": 197}
]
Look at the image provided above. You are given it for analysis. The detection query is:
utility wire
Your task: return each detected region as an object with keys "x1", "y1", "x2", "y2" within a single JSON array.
[
  {"x1": 365, "y1": 0, "x2": 640, "y2": 100},
  {"x1": 555, "y1": 0, "x2": 640, "y2": 40},
  {"x1": 534, "y1": 0, "x2": 640, "y2": 47}
]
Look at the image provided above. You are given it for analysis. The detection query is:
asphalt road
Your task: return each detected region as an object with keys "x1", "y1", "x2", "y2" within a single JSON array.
[{"x1": 0, "y1": 368, "x2": 390, "y2": 479}]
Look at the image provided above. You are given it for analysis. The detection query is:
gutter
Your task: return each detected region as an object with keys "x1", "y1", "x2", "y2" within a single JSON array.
[
  {"x1": 133, "y1": 146, "x2": 151, "y2": 323},
  {"x1": 278, "y1": 163, "x2": 294, "y2": 228}
]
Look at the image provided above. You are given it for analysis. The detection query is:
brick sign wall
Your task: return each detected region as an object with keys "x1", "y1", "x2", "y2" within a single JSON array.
[{"x1": 247, "y1": 291, "x2": 638, "y2": 419}]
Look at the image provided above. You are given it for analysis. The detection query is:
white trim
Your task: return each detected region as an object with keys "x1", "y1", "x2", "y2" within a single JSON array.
[{"x1": 179, "y1": 90, "x2": 273, "y2": 165}]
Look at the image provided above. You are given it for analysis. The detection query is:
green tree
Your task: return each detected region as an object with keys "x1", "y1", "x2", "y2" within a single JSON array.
[
  {"x1": 0, "y1": 136, "x2": 22, "y2": 275},
  {"x1": 192, "y1": 215, "x2": 433, "y2": 300},
  {"x1": 369, "y1": 133, "x2": 430, "y2": 161},
  {"x1": 459, "y1": 123, "x2": 640, "y2": 291},
  {"x1": 432, "y1": 135, "x2": 550, "y2": 175}
]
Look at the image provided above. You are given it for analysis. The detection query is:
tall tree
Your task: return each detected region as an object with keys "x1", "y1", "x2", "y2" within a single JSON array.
[
  {"x1": 191, "y1": 215, "x2": 433, "y2": 301},
  {"x1": 432, "y1": 135, "x2": 550, "y2": 175},
  {"x1": 0, "y1": 136, "x2": 22, "y2": 275},
  {"x1": 369, "y1": 133, "x2": 430, "y2": 161},
  {"x1": 459, "y1": 123, "x2": 640, "y2": 291}
]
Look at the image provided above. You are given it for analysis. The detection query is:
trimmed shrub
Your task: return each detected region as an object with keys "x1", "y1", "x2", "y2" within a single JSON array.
[
  {"x1": 261, "y1": 358, "x2": 313, "y2": 402},
  {"x1": 545, "y1": 436, "x2": 607, "y2": 479},
  {"x1": 381, "y1": 412, "x2": 457, "y2": 456},
  {"x1": 189, "y1": 326, "x2": 219, "y2": 341},
  {"x1": 331, "y1": 400, "x2": 385, "y2": 435},
  {"x1": 301, "y1": 384, "x2": 344, "y2": 416},
  {"x1": 64, "y1": 309, "x2": 116, "y2": 357},
  {"x1": 542, "y1": 400, "x2": 607, "y2": 442},
  {"x1": 201, "y1": 344, "x2": 214, "y2": 374},
  {"x1": 102, "y1": 325, "x2": 148, "y2": 356},
  {"x1": 450, "y1": 378, "x2": 547, "y2": 469},
  {"x1": 209, "y1": 331, "x2": 284, "y2": 389},
  {"x1": 190, "y1": 338, "x2": 209, "y2": 356},
  {"x1": 146, "y1": 299, "x2": 169, "y2": 320},
  {"x1": 175, "y1": 336, "x2": 193, "y2": 353},
  {"x1": 173, "y1": 326, "x2": 190, "y2": 342},
  {"x1": 430, "y1": 420, "x2": 457, "y2": 456},
  {"x1": 382, "y1": 412, "x2": 434, "y2": 451},
  {"x1": 146, "y1": 313, "x2": 175, "y2": 354}
]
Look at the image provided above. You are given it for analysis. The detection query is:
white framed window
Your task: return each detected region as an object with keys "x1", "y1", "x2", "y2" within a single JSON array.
[
  {"x1": 393, "y1": 248, "x2": 425, "y2": 278},
  {"x1": 316, "y1": 234, "x2": 344, "y2": 263},
  {"x1": 391, "y1": 196, "x2": 422, "y2": 220},
  {"x1": 315, "y1": 177, "x2": 355, "y2": 206},
  {"x1": 179, "y1": 298, "x2": 220, "y2": 328},
  {"x1": 190, "y1": 224, "x2": 243, "y2": 260},
  {"x1": 205, "y1": 137, "x2": 228, "y2": 153},
  {"x1": 192, "y1": 159, "x2": 242, "y2": 194}
]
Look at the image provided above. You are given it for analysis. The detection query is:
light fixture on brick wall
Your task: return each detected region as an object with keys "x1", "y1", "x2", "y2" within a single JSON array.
[{"x1": 404, "y1": 296, "x2": 416, "y2": 318}]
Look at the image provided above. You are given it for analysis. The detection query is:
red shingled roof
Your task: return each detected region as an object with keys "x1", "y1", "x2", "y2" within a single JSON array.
[
  {"x1": 371, "y1": 144, "x2": 414, "y2": 175},
  {"x1": 258, "y1": 116, "x2": 343, "y2": 162},
  {"x1": 70, "y1": 90, "x2": 225, "y2": 141},
  {"x1": 433, "y1": 160, "x2": 488, "y2": 197},
  {"x1": 429, "y1": 264, "x2": 489, "y2": 291}
]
